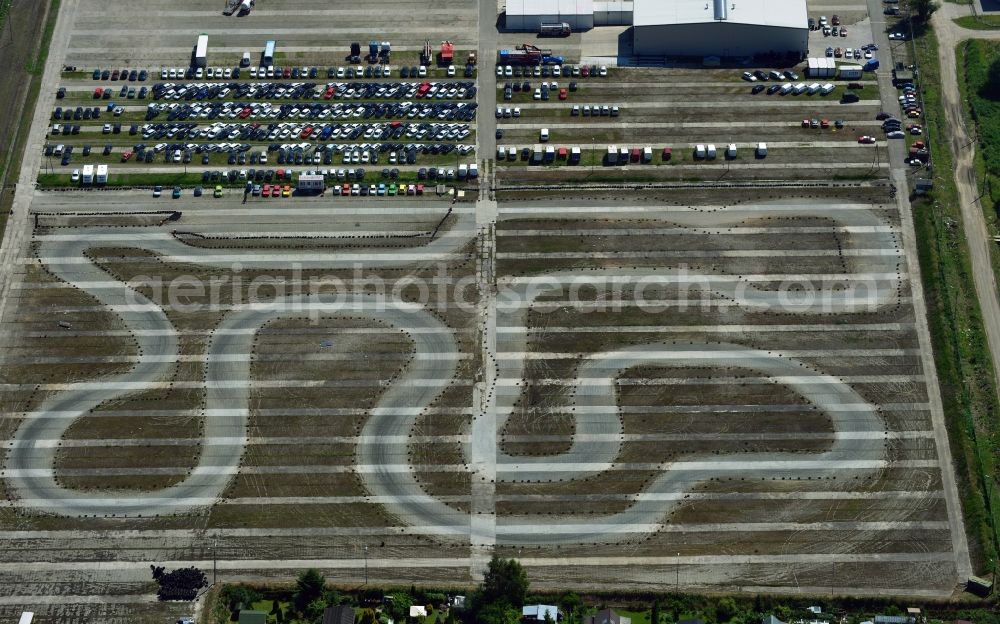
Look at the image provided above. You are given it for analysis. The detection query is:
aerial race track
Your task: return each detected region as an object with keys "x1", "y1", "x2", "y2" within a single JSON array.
[{"x1": 7, "y1": 204, "x2": 898, "y2": 545}]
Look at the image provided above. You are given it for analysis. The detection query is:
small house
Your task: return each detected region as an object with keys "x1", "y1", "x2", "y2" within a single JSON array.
[
  {"x1": 410, "y1": 605, "x2": 428, "y2": 618},
  {"x1": 523, "y1": 605, "x2": 560, "y2": 622},
  {"x1": 322, "y1": 605, "x2": 356, "y2": 624},
  {"x1": 583, "y1": 608, "x2": 631, "y2": 624}
]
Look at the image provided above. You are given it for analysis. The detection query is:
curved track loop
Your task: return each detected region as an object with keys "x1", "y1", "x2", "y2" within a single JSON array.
[{"x1": 8, "y1": 204, "x2": 894, "y2": 544}]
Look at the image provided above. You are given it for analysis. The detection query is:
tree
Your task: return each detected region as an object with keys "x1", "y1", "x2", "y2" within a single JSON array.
[
  {"x1": 652, "y1": 601, "x2": 661, "y2": 624},
  {"x1": 304, "y1": 598, "x2": 328, "y2": 623},
  {"x1": 560, "y1": 592, "x2": 583, "y2": 624},
  {"x1": 293, "y1": 569, "x2": 326, "y2": 612},
  {"x1": 716, "y1": 597, "x2": 740, "y2": 623},
  {"x1": 478, "y1": 556, "x2": 529, "y2": 608},
  {"x1": 358, "y1": 608, "x2": 379, "y2": 624},
  {"x1": 908, "y1": 0, "x2": 938, "y2": 23},
  {"x1": 268, "y1": 599, "x2": 285, "y2": 624},
  {"x1": 220, "y1": 585, "x2": 263, "y2": 613},
  {"x1": 478, "y1": 601, "x2": 522, "y2": 624},
  {"x1": 386, "y1": 591, "x2": 414, "y2": 622}
]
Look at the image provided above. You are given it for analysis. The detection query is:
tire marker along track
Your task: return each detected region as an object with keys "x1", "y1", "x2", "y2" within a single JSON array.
[{"x1": 7, "y1": 203, "x2": 904, "y2": 547}]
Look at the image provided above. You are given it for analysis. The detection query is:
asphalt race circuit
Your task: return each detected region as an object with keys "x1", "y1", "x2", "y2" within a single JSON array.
[{"x1": 10, "y1": 202, "x2": 894, "y2": 544}]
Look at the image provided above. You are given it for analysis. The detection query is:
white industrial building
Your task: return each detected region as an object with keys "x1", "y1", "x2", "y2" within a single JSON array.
[
  {"x1": 632, "y1": 0, "x2": 808, "y2": 58},
  {"x1": 504, "y1": 0, "x2": 807, "y2": 59},
  {"x1": 504, "y1": 0, "x2": 596, "y2": 31}
]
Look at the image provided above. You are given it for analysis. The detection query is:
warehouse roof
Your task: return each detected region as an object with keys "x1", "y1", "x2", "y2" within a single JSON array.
[
  {"x1": 633, "y1": 0, "x2": 806, "y2": 30},
  {"x1": 506, "y1": 0, "x2": 594, "y2": 16}
]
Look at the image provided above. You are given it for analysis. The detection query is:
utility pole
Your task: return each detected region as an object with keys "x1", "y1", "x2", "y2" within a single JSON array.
[
  {"x1": 675, "y1": 552, "x2": 680, "y2": 592},
  {"x1": 363, "y1": 543, "x2": 369, "y2": 585}
]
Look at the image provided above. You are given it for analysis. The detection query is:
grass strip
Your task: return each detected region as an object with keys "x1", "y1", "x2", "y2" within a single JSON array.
[
  {"x1": 913, "y1": 26, "x2": 1000, "y2": 576},
  {"x1": 954, "y1": 15, "x2": 1000, "y2": 29}
]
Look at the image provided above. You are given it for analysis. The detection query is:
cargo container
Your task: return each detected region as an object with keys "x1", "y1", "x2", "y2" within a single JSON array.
[
  {"x1": 81, "y1": 164, "x2": 94, "y2": 184},
  {"x1": 96, "y1": 164, "x2": 108, "y2": 184},
  {"x1": 441, "y1": 41, "x2": 454, "y2": 64},
  {"x1": 297, "y1": 174, "x2": 324, "y2": 193},
  {"x1": 194, "y1": 34, "x2": 208, "y2": 69},
  {"x1": 839, "y1": 64, "x2": 863, "y2": 79},
  {"x1": 606, "y1": 145, "x2": 617, "y2": 165},
  {"x1": 706, "y1": 144, "x2": 717, "y2": 159},
  {"x1": 263, "y1": 40, "x2": 276, "y2": 66},
  {"x1": 570, "y1": 147, "x2": 581, "y2": 163}
]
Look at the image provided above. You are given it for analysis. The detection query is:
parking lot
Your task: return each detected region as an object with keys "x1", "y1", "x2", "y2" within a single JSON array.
[
  {"x1": 0, "y1": 0, "x2": 968, "y2": 620},
  {"x1": 40, "y1": 0, "x2": 483, "y2": 196}
]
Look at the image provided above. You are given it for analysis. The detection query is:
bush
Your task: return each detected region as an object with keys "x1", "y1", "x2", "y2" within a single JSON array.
[{"x1": 154, "y1": 566, "x2": 207, "y2": 601}]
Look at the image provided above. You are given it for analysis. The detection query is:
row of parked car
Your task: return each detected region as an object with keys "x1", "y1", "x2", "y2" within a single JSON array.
[
  {"x1": 497, "y1": 64, "x2": 606, "y2": 78},
  {"x1": 150, "y1": 81, "x2": 476, "y2": 103},
  {"x1": 90, "y1": 68, "x2": 149, "y2": 82},
  {"x1": 135, "y1": 121, "x2": 472, "y2": 143},
  {"x1": 751, "y1": 82, "x2": 837, "y2": 96},
  {"x1": 742, "y1": 69, "x2": 801, "y2": 82},
  {"x1": 145, "y1": 100, "x2": 478, "y2": 123}
]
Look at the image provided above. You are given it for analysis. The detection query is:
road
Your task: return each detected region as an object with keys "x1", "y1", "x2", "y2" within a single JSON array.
[
  {"x1": 931, "y1": 4, "x2": 1000, "y2": 408},
  {"x1": 859, "y1": 0, "x2": 977, "y2": 578}
]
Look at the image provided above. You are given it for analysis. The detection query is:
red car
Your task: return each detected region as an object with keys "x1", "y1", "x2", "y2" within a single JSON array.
[
  {"x1": 857, "y1": 135, "x2": 876, "y2": 144},
  {"x1": 558, "y1": 88, "x2": 568, "y2": 100},
  {"x1": 342, "y1": 183, "x2": 351, "y2": 195},
  {"x1": 239, "y1": 107, "x2": 252, "y2": 119},
  {"x1": 300, "y1": 126, "x2": 313, "y2": 139},
  {"x1": 324, "y1": 86, "x2": 335, "y2": 99},
  {"x1": 261, "y1": 184, "x2": 271, "y2": 197},
  {"x1": 581, "y1": 65, "x2": 590, "y2": 77},
  {"x1": 121, "y1": 150, "x2": 133, "y2": 162},
  {"x1": 93, "y1": 88, "x2": 103, "y2": 98},
  {"x1": 283, "y1": 67, "x2": 291, "y2": 78}
]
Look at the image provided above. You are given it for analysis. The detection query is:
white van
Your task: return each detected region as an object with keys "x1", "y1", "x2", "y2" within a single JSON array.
[
  {"x1": 820, "y1": 83, "x2": 836, "y2": 94},
  {"x1": 706, "y1": 144, "x2": 717, "y2": 159},
  {"x1": 780, "y1": 82, "x2": 793, "y2": 95},
  {"x1": 695, "y1": 144, "x2": 706, "y2": 159},
  {"x1": 726, "y1": 144, "x2": 737, "y2": 159},
  {"x1": 606, "y1": 145, "x2": 617, "y2": 165},
  {"x1": 540, "y1": 128, "x2": 549, "y2": 142},
  {"x1": 807, "y1": 83, "x2": 822, "y2": 94},
  {"x1": 793, "y1": 83, "x2": 808, "y2": 95},
  {"x1": 757, "y1": 142, "x2": 768, "y2": 158}
]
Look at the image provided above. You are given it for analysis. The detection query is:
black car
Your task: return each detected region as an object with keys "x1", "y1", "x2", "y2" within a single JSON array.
[
  {"x1": 101, "y1": 69, "x2": 110, "y2": 80},
  {"x1": 495, "y1": 128, "x2": 503, "y2": 139},
  {"x1": 400, "y1": 66, "x2": 409, "y2": 78},
  {"x1": 82, "y1": 145, "x2": 91, "y2": 156},
  {"x1": 751, "y1": 84, "x2": 765, "y2": 94},
  {"x1": 56, "y1": 87, "x2": 66, "y2": 99},
  {"x1": 92, "y1": 69, "x2": 101, "y2": 80},
  {"x1": 767, "y1": 84, "x2": 781, "y2": 94},
  {"x1": 129, "y1": 70, "x2": 138, "y2": 81},
  {"x1": 103, "y1": 144, "x2": 113, "y2": 156},
  {"x1": 138, "y1": 70, "x2": 147, "y2": 81}
]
